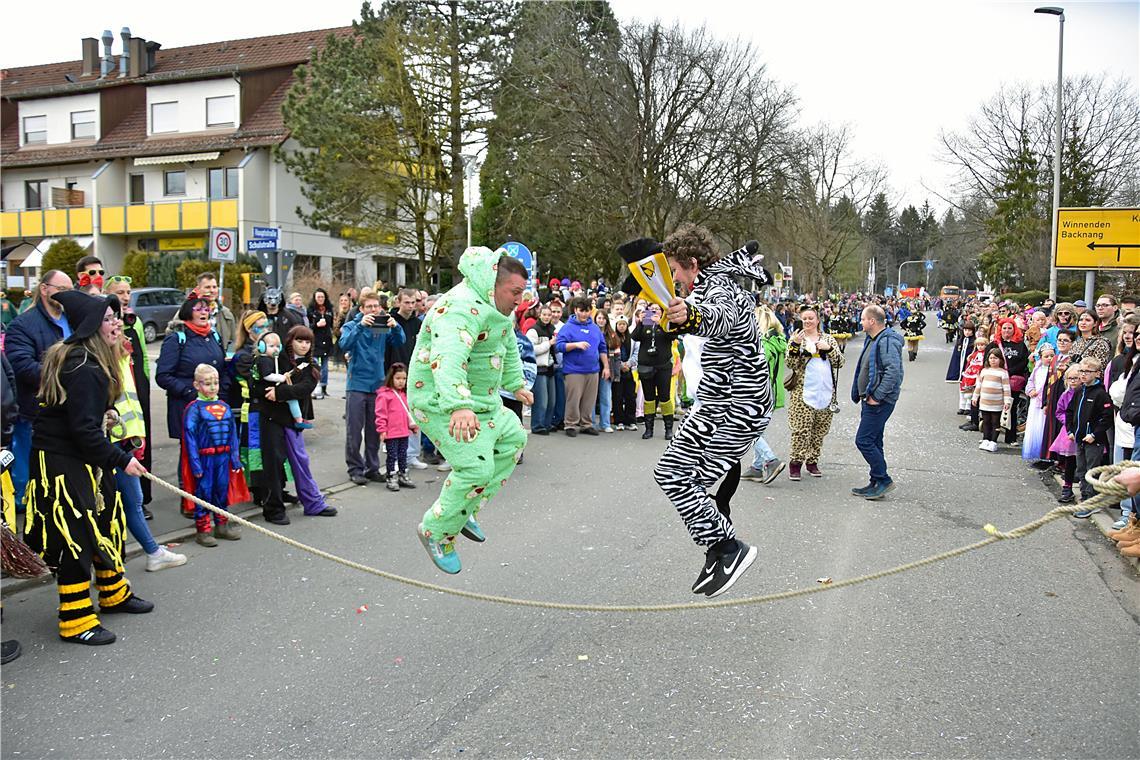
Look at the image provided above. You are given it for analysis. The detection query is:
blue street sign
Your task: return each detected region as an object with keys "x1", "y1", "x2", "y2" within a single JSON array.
[
  {"x1": 248, "y1": 238, "x2": 278, "y2": 251},
  {"x1": 899, "y1": 282, "x2": 908, "y2": 290},
  {"x1": 252, "y1": 226, "x2": 280, "y2": 240},
  {"x1": 924, "y1": 260, "x2": 934, "y2": 271},
  {"x1": 500, "y1": 241, "x2": 534, "y2": 279}
]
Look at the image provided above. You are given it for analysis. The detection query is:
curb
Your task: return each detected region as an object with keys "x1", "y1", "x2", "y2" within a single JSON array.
[
  {"x1": 1, "y1": 481, "x2": 359, "y2": 598},
  {"x1": 1047, "y1": 472, "x2": 1140, "y2": 572}
]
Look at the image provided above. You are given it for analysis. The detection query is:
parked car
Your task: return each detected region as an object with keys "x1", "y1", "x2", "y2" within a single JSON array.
[{"x1": 131, "y1": 287, "x2": 186, "y2": 342}]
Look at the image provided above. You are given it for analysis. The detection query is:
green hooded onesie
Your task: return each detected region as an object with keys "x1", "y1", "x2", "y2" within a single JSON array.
[{"x1": 408, "y1": 247, "x2": 527, "y2": 541}]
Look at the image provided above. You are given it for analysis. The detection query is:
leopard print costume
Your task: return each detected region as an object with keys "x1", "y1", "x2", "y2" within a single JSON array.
[{"x1": 786, "y1": 332, "x2": 844, "y2": 465}]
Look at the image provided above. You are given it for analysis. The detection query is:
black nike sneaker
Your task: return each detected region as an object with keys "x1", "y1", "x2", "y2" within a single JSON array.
[{"x1": 691, "y1": 540, "x2": 758, "y2": 597}]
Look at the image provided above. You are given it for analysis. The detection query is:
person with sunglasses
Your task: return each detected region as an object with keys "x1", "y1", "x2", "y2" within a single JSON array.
[
  {"x1": 5, "y1": 269, "x2": 74, "y2": 514},
  {"x1": 156, "y1": 296, "x2": 229, "y2": 516},
  {"x1": 75, "y1": 255, "x2": 105, "y2": 291}
]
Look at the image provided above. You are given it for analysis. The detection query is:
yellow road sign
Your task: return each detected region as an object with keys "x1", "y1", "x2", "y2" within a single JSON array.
[{"x1": 1055, "y1": 207, "x2": 1140, "y2": 269}]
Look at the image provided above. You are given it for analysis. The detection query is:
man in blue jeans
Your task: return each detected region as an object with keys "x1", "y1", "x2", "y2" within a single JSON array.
[{"x1": 850, "y1": 304, "x2": 905, "y2": 500}]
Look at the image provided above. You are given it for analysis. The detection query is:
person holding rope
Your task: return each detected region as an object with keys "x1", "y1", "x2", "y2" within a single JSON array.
[
  {"x1": 654, "y1": 225, "x2": 774, "y2": 598},
  {"x1": 408, "y1": 249, "x2": 532, "y2": 574},
  {"x1": 23, "y1": 291, "x2": 154, "y2": 645}
]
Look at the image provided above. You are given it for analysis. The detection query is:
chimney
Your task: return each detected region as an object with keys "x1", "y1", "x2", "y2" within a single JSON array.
[
  {"x1": 99, "y1": 29, "x2": 114, "y2": 79},
  {"x1": 119, "y1": 27, "x2": 130, "y2": 77},
  {"x1": 81, "y1": 38, "x2": 99, "y2": 77},
  {"x1": 128, "y1": 37, "x2": 147, "y2": 77},
  {"x1": 145, "y1": 41, "x2": 162, "y2": 72}
]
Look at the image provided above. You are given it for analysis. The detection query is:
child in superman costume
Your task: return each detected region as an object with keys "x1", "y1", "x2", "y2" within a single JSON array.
[
  {"x1": 408, "y1": 248, "x2": 533, "y2": 574},
  {"x1": 180, "y1": 364, "x2": 249, "y2": 546}
]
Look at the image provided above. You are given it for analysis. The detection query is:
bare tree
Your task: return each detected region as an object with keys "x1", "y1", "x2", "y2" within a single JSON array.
[
  {"x1": 764, "y1": 124, "x2": 885, "y2": 294},
  {"x1": 488, "y1": 12, "x2": 797, "y2": 275}
]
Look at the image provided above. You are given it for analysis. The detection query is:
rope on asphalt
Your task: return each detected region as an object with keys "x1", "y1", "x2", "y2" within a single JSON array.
[{"x1": 142, "y1": 461, "x2": 1135, "y2": 613}]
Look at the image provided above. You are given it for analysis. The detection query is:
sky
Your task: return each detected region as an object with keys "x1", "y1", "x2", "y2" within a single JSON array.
[{"x1": 4, "y1": 0, "x2": 1137, "y2": 214}]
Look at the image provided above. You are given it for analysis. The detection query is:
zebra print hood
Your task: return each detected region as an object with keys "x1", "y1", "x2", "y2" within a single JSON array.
[{"x1": 702, "y1": 242, "x2": 773, "y2": 288}]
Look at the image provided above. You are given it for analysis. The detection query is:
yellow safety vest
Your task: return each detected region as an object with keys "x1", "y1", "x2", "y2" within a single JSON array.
[{"x1": 109, "y1": 356, "x2": 147, "y2": 443}]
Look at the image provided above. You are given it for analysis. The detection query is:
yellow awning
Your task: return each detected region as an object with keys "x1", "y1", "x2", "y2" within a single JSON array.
[{"x1": 134, "y1": 152, "x2": 221, "y2": 166}]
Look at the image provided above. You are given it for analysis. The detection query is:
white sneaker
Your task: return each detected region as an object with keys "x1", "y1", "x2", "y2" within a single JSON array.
[
  {"x1": 408, "y1": 457, "x2": 429, "y2": 470},
  {"x1": 146, "y1": 547, "x2": 188, "y2": 572},
  {"x1": 436, "y1": 461, "x2": 452, "y2": 472},
  {"x1": 977, "y1": 440, "x2": 987, "y2": 450},
  {"x1": 604, "y1": 427, "x2": 615, "y2": 434},
  {"x1": 987, "y1": 441, "x2": 999, "y2": 452}
]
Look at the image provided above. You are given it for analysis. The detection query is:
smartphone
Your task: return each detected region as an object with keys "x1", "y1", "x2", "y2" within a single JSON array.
[{"x1": 793, "y1": 319, "x2": 804, "y2": 331}]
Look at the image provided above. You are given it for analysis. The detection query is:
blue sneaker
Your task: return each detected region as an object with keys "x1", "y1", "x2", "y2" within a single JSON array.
[
  {"x1": 863, "y1": 480, "x2": 896, "y2": 500},
  {"x1": 460, "y1": 516, "x2": 486, "y2": 543},
  {"x1": 1072, "y1": 508, "x2": 1098, "y2": 519},
  {"x1": 851, "y1": 482, "x2": 876, "y2": 496},
  {"x1": 417, "y1": 525, "x2": 461, "y2": 574}
]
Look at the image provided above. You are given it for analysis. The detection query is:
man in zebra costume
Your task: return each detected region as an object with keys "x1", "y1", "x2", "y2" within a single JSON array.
[{"x1": 658, "y1": 224, "x2": 774, "y2": 597}]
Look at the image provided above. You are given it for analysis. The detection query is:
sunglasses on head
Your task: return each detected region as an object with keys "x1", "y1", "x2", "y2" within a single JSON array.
[{"x1": 107, "y1": 275, "x2": 132, "y2": 284}]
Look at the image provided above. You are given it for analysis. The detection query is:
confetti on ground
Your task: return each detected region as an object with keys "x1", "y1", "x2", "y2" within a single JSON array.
[
  {"x1": 577, "y1": 654, "x2": 589, "y2": 661},
  {"x1": 816, "y1": 577, "x2": 833, "y2": 585},
  {"x1": 356, "y1": 604, "x2": 369, "y2": 614}
]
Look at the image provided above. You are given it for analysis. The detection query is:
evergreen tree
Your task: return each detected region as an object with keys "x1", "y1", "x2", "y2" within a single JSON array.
[{"x1": 981, "y1": 133, "x2": 1045, "y2": 288}]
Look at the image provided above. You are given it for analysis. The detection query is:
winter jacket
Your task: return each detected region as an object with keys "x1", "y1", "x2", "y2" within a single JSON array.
[
  {"x1": 31, "y1": 348, "x2": 133, "y2": 473},
  {"x1": 256, "y1": 301, "x2": 304, "y2": 341},
  {"x1": 1066, "y1": 381, "x2": 1113, "y2": 447},
  {"x1": 556, "y1": 316, "x2": 607, "y2": 375},
  {"x1": 630, "y1": 320, "x2": 677, "y2": 369},
  {"x1": 500, "y1": 329, "x2": 537, "y2": 399},
  {"x1": 527, "y1": 323, "x2": 556, "y2": 372},
  {"x1": 850, "y1": 328, "x2": 905, "y2": 405},
  {"x1": 5, "y1": 301, "x2": 69, "y2": 421},
  {"x1": 985, "y1": 339, "x2": 1030, "y2": 381},
  {"x1": 155, "y1": 322, "x2": 229, "y2": 439},
  {"x1": 339, "y1": 314, "x2": 406, "y2": 394},
  {"x1": 1, "y1": 354, "x2": 15, "y2": 451},
  {"x1": 762, "y1": 329, "x2": 788, "y2": 409},
  {"x1": 213, "y1": 304, "x2": 237, "y2": 354},
  {"x1": 408, "y1": 247, "x2": 525, "y2": 417},
  {"x1": 1119, "y1": 363, "x2": 1140, "y2": 427},
  {"x1": 957, "y1": 350, "x2": 984, "y2": 391},
  {"x1": 307, "y1": 306, "x2": 335, "y2": 358},
  {"x1": 385, "y1": 309, "x2": 422, "y2": 371},
  {"x1": 375, "y1": 386, "x2": 415, "y2": 439}
]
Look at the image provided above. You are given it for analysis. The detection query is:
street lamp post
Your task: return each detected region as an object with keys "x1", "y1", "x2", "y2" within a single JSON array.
[{"x1": 1036, "y1": 6, "x2": 1065, "y2": 302}]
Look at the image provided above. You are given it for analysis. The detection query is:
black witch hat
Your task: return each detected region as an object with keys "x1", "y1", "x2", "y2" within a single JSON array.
[{"x1": 53, "y1": 290, "x2": 121, "y2": 345}]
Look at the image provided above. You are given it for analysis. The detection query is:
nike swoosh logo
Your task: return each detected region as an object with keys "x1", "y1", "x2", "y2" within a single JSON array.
[
  {"x1": 723, "y1": 550, "x2": 743, "y2": 575},
  {"x1": 703, "y1": 561, "x2": 716, "y2": 574}
]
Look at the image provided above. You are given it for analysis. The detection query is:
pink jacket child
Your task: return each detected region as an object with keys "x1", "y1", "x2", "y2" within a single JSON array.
[
  {"x1": 1050, "y1": 387, "x2": 1078, "y2": 457},
  {"x1": 375, "y1": 386, "x2": 415, "y2": 440},
  {"x1": 374, "y1": 384, "x2": 420, "y2": 488}
]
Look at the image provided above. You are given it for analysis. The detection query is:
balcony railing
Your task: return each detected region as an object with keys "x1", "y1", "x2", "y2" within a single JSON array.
[
  {"x1": 0, "y1": 207, "x2": 94, "y2": 238},
  {"x1": 98, "y1": 198, "x2": 238, "y2": 234},
  {"x1": 0, "y1": 198, "x2": 238, "y2": 239}
]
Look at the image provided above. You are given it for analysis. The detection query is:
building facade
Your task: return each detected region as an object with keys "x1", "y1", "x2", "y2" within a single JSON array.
[{"x1": 1, "y1": 26, "x2": 422, "y2": 292}]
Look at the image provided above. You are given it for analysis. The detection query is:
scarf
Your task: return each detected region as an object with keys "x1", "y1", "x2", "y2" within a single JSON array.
[{"x1": 184, "y1": 319, "x2": 212, "y2": 337}]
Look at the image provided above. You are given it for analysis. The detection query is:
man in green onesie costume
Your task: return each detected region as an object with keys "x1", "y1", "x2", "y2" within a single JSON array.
[{"x1": 408, "y1": 248, "x2": 533, "y2": 573}]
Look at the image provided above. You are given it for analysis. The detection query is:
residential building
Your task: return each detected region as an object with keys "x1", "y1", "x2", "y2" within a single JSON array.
[{"x1": 1, "y1": 25, "x2": 422, "y2": 294}]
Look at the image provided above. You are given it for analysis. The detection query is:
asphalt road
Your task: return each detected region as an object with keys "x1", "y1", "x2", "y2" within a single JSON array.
[{"x1": 2, "y1": 317, "x2": 1137, "y2": 759}]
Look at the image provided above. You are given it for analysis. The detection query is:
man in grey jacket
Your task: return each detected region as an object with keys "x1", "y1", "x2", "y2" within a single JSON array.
[{"x1": 850, "y1": 304, "x2": 905, "y2": 500}]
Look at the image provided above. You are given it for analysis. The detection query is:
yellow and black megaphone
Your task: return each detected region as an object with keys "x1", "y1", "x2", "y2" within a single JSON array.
[{"x1": 617, "y1": 237, "x2": 679, "y2": 331}]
